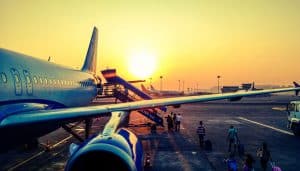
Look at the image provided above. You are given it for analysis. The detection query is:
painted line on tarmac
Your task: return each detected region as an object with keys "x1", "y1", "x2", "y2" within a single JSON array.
[
  {"x1": 8, "y1": 130, "x2": 83, "y2": 171},
  {"x1": 237, "y1": 117, "x2": 293, "y2": 136},
  {"x1": 7, "y1": 151, "x2": 44, "y2": 171}
]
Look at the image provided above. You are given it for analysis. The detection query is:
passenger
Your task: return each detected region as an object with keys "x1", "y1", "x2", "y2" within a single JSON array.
[
  {"x1": 227, "y1": 125, "x2": 238, "y2": 154},
  {"x1": 243, "y1": 153, "x2": 255, "y2": 171},
  {"x1": 196, "y1": 121, "x2": 206, "y2": 148},
  {"x1": 175, "y1": 113, "x2": 182, "y2": 132},
  {"x1": 256, "y1": 142, "x2": 272, "y2": 171},
  {"x1": 170, "y1": 112, "x2": 174, "y2": 130},
  {"x1": 224, "y1": 152, "x2": 238, "y2": 171},
  {"x1": 173, "y1": 113, "x2": 177, "y2": 130},
  {"x1": 166, "y1": 114, "x2": 173, "y2": 132}
]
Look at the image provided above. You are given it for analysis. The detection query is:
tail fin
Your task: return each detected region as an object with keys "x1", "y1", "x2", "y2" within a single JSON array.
[
  {"x1": 250, "y1": 82, "x2": 255, "y2": 91},
  {"x1": 81, "y1": 27, "x2": 98, "y2": 73},
  {"x1": 293, "y1": 81, "x2": 300, "y2": 96},
  {"x1": 150, "y1": 85, "x2": 155, "y2": 90},
  {"x1": 141, "y1": 84, "x2": 148, "y2": 92}
]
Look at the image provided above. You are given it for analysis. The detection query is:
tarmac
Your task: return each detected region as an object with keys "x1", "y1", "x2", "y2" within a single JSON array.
[{"x1": 1, "y1": 94, "x2": 300, "y2": 171}]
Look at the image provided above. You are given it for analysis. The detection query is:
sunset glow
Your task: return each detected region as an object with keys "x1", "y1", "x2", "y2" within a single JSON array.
[
  {"x1": 128, "y1": 51, "x2": 157, "y2": 79},
  {"x1": 1, "y1": 0, "x2": 300, "y2": 90}
]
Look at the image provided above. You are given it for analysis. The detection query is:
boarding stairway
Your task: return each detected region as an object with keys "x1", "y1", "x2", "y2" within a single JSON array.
[{"x1": 100, "y1": 69, "x2": 166, "y2": 127}]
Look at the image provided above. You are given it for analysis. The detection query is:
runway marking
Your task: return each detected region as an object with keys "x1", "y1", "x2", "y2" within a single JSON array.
[
  {"x1": 237, "y1": 117, "x2": 293, "y2": 136},
  {"x1": 7, "y1": 151, "x2": 44, "y2": 171},
  {"x1": 272, "y1": 107, "x2": 286, "y2": 111},
  {"x1": 8, "y1": 130, "x2": 83, "y2": 171}
]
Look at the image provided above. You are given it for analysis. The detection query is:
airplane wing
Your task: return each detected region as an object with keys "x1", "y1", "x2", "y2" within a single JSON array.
[{"x1": 1, "y1": 86, "x2": 299, "y2": 128}]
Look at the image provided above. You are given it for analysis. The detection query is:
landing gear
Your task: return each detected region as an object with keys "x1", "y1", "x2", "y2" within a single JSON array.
[{"x1": 62, "y1": 119, "x2": 94, "y2": 142}]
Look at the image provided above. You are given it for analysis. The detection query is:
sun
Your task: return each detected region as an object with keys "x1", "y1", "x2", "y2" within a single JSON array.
[{"x1": 128, "y1": 51, "x2": 157, "y2": 79}]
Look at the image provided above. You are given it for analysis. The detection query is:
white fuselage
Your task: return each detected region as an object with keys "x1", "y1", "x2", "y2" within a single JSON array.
[{"x1": 0, "y1": 49, "x2": 97, "y2": 108}]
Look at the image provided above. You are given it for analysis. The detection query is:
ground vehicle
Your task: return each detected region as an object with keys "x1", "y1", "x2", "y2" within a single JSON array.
[{"x1": 287, "y1": 101, "x2": 300, "y2": 136}]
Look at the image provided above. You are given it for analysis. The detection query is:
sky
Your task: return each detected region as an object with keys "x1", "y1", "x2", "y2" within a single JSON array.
[{"x1": 1, "y1": 0, "x2": 300, "y2": 90}]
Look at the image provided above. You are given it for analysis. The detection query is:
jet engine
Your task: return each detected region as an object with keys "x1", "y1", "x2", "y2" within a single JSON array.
[{"x1": 65, "y1": 128, "x2": 144, "y2": 171}]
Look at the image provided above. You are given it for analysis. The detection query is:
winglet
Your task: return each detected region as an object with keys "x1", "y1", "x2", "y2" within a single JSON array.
[
  {"x1": 293, "y1": 81, "x2": 300, "y2": 96},
  {"x1": 81, "y1": 27, "x2": 98, "y2": 74}
]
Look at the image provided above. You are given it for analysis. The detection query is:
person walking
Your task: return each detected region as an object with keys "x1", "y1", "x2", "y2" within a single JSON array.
[
  {"x1": 166, "y1": 114, "x2": 173, "y2": 132},
  {"x1": 172, "y1": 113, "x2": 177, "y2": 131},
  {"x1": 257, "y1": 142, "x2": 272, "y2": 171},
  {"x1": 175, "y1": 113, "x2": 182, "y2": 132},
  {"x1": 196, "y1": 121, "x2": 206, "y2": 148},
  {"x1": 227, "y1": 125, "x2": 238, "y2": 154}
]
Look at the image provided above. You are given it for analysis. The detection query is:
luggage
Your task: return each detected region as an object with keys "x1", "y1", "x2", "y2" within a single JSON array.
[{"x1": 204, "y1": 140, "x2": 212, "y2": 151}]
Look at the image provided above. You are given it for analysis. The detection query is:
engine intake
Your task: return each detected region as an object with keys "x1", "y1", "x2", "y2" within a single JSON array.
[{"x1": 65, "y1": 128, "x2": 143, "y2": 171}]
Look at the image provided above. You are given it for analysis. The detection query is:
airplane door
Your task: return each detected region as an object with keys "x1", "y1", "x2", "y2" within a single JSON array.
[
  {"x1": 23, "y1": 70, "x2": 33, "y2": 95},
  {"x1": 10, "y1": 68, "x2": 22, "y2": 96}
]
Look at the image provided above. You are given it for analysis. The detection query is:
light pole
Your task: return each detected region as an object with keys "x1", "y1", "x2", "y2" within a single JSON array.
[
  {"x1": 182, "y1": 81, "x2": 184, "y2": 93},
  {"x1": 160, "y1": 76, "x2": 163, "y2": 91},
  {"x1": 178, "y1": 80, "x2": 181, "y2": 91},
  {"x1": 217, "y1": 75, "x2": 221, "y2": 93}
]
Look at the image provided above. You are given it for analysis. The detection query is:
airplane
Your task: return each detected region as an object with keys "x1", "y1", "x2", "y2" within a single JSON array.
[
  {"x1": 0, "y1": 27, "x2": 101, "y2": 151},
  {"x1": 1, "y1": 27, "x2": 300, "y2": 171},
  {"x1": 141, "y1": 84, "x2": 184, "y2": 97}
]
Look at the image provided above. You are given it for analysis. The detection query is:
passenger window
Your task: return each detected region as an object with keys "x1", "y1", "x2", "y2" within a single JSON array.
[
  {"x1": 23, "y1": 70, "x2": 31, "y2": 83},
  {"x1": 26, "y1": 76, "x2": 31, "y2": 83},
  {"x1": 15, "y1": 75, "x2": 20, "y2": 83},
  {"x1": 44, "y1": 78, "x2": 48, "y2": 84},
  {"x1": 33, "y1": 76, "x2": 38, "y2": 84},
  {"x1": 39, "y1": 77, "x2": 43, "y2": 84},
  {"x1": 1, "y1": 73, "x2": 7, "y2": 83}
]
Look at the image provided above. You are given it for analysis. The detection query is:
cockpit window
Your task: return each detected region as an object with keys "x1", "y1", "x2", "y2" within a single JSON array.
[{"x1": 1, "y1": 73, "x2": 7, "y2": 83}]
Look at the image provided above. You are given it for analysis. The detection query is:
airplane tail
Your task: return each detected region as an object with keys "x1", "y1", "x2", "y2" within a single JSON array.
[
  {"x1": 150, "y1": 85, "x2": 155, "y2": 91},
  {"x1": 141, "y1": 84, "x2": 148, "y2": 92},
  {"x1": 250, "y1": 82, "x2": 255, "y2": 91},
  {"x1": 293, "y1": 81, "x2": 300, "y2": 96},
  {"x1": 81, "y1": 27, "x2": 98, "y2": 74}
]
